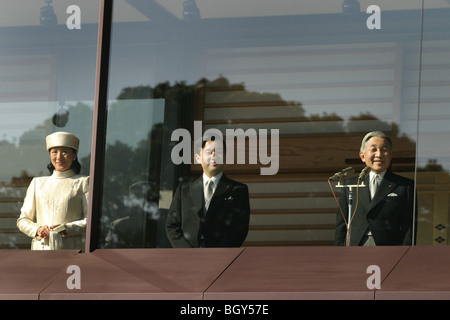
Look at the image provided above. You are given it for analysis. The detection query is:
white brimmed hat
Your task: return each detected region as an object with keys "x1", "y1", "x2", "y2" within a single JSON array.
[{"x1": 46, "y1": 131, "x2": 79, "y2": 152}]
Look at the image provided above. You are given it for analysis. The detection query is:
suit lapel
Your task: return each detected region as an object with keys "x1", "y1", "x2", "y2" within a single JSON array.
[
  {"x1": 191, "y1": 177, "x2": 203, "y2": 214},
  {"x1": 368, "y1": 170, "x2": 397, "y2": 211},
  {"x1": 357, "y1": 175, "x2": 371, "y2": 210},
  {"x1": 206, "y1": 175, "x2": 231, "y2": 215}
]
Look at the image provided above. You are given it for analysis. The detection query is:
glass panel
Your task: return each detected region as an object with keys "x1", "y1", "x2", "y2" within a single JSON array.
[
  {"x1": 417, "y1": 1, "x2": 450, "y2": 245},
  {"x1": 0, "y1": 1, "x2": 98, "y2": 249},
  {"x1": 98, "y1": 0, "x2": 423, "y2": 248},
  {"x1": 100, "y1": 99, "x2": 165, "y2": 248}
]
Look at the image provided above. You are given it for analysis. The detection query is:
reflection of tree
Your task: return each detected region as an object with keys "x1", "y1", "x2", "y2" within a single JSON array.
[
  {"x1": 0, "y1": 75, "x2": 435, "y2": 188},
  {"x1": 202, "y1": 75, "x2": 304, "y2": 114},
  {"x1": 97, "y1": 85, "x2": 166, "y2": 248},
  {"x1": 100, "y1": 140, "x2": 154, "y2": 248},
  {"x1": 418, "y1": 159, "x2": 445, "y2": 172},
  {"x1": 1, "y1": 75, "x2": 448, "y2": 249},
  {"x1": 99, "y1": 123, "x2": 163, "y2": 248},
  {"x1": 347, "y1": 113, "x2": 417, "y2": 159}
]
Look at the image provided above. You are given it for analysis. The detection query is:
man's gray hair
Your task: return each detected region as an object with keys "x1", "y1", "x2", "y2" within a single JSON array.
[{"x1": 360, "y1": 131, "x2": 393, "y2": 152}]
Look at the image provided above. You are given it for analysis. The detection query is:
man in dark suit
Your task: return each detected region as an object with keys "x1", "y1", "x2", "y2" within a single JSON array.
[
  {"x1": 166, "y1": 137, "x2": 250, "y2": 248},
  {"x1": 335, "y1": 131, "x2": 416, "y2": 246}
]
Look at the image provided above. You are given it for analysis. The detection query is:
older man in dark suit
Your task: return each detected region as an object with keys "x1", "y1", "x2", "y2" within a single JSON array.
[
  {"x1": 166, "y1": 137, "x2": 250, "y2": 248},
  {"x1": 335, "y1": 131, "x2": 416, "y2": 246}
]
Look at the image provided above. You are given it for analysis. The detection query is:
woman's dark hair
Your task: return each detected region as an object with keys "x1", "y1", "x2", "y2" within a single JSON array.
[{"x1": 47, "y1": 148, "x2": 81, "y2": 174}]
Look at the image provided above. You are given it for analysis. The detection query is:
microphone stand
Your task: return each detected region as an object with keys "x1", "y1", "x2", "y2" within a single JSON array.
[{"x1": 335, "y1": 179, "x2": 366, "y2": 246}]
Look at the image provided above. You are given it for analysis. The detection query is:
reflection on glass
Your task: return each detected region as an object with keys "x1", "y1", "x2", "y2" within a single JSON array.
[
  {"x1": 334, "y1": 131, "x2": 417, "y2": 246},
  {"x1": 0, "y1": 1, "x2": 98, "y2": 249},
  {"x1": 17, "y1": 131, "x2": 89, "y2": 251},
  {"x1": 416, "y1": 1, "x2": 450, "y2": 245},
  {"x1": 98, "y1": 98, "x2": 164, "y2": 248},
  {"x1": 98, "y1": 0, "x2": 430, "y2": 248},
  {"x1": 0, "y1": 101, "x2": 93, "y2": 249}
]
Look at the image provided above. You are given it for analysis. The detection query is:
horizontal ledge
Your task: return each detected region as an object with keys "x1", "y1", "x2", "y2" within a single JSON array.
[
  {"x1": 0, "y1": 198, "x2": 23, "y2": 203},
  {"x1": 203, "y1": 116, "x2": 349, "y2": 124},
  {"x1": 0, "y1": 214, "x2": 20, "y2": 218},
  {"x1": 243, "y1": 240, "x2": 334, "y2": 246},
  {"x1": 249, "y1": 224, "x2": 335, "y2": 231},
  {"x1": 250, "y1": 193, "x2": 333, "y2": 198},
  {"x1": 204, "y1": 101, "x2": 302, "y2": 108},
  {"x1": 1, "y1": 179, "x2": 32, "y2": 187},
  {"x1": 251, "y1": 209, "x2": 335, "y2": 214},
  {"x1": 0, "y1": 229, "x2": 22, "y2": 234}
]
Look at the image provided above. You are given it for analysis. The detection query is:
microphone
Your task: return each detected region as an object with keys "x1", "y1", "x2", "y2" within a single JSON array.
[
  {"x1": 329, "y1": 167, "x2": 355, "y2": 181},
  {"x1": 358, "y1": 166, "x2": 371, "y2": 181}
]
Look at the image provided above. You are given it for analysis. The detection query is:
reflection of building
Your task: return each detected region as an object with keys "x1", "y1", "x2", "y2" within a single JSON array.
[{"x1": 1, "y1": 2, "x2": 450, "y2": 249}]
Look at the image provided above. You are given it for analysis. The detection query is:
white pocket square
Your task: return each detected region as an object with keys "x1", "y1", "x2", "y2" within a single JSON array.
[
  {"x1": 225, "y1": 196, "x2": 234, "y2": 200},
  {"x1": 387, "y1": 193, "x2": 398, "y2": 197}
]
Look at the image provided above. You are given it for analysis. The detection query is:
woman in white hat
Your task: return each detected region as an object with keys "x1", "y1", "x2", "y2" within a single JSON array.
[{"x1": 17, "y1": 131, "x2": 89, "y2": 251}]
